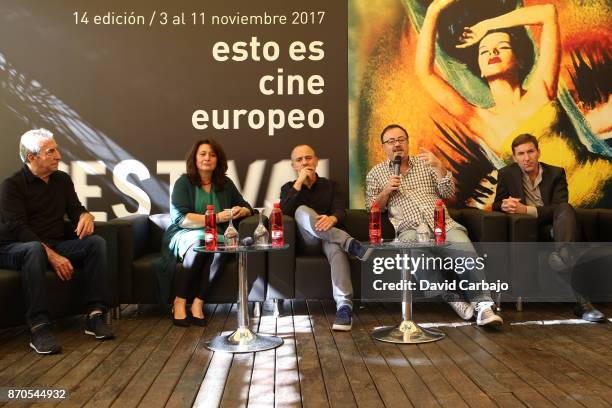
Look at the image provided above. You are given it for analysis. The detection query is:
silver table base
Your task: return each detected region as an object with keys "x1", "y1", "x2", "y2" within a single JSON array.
[
  {"x1": 207, "y1": 327, "x2": 283, "y2": 353},
  {"x1": 206, "y1": 251, "x2": 284, "y2": 353},
  {"x1": 371, "y1": 320, "x2": 445, "y2": 344},
  {"x1": 370, "y1": 243, "x2": 446, "y2": 344}
]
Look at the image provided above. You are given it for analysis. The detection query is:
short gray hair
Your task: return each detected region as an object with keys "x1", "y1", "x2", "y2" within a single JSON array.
[{"x1": 19, "y1": 128, "x2": 54, "y2": 163}]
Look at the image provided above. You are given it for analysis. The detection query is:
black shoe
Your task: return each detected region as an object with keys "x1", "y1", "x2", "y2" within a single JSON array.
[
  {"x1": 191, "y1": 315, "x2": 206, "y2": 327},
  {"x1": 332, "y1": 305, "x2": 353, "y2": 331},
  {"x1": 85, "y1": 313, "x2": 114, "y2": 339},
  {"x1": 30, "y1": 324, "x2": 62, "y2": 355},
  {"x1": 172, "y1": 308, "x2": 190, "y2": 327},
  {"x1": 346, "y1": 238, "x2": 373, "y2": 261},
  {"x1": 574, "y1": 302, "x2": 606, "y2": 323}
]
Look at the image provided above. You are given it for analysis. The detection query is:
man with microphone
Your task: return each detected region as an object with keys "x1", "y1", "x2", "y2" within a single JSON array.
[
  {"x1": 280, "y1": 144, "x2": 371, "y2": 331},
  {"x1": 365, "y1": 124, "x2": 502, "y2": 327}
]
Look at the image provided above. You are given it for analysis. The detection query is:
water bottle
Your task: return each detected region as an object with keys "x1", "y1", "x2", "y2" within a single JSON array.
[
  {"x1": 270, "y1": 203, "x2": 284, "y2": 247},
  {"x1": 204, "y1": 204, "x2": 217, "y2": 250},
  {"x1": 433, "y1": 200, "x2": 446, "y2": 243},
  {"x1": 369, "y1": 202, "x2": 382, "y2": 244}
]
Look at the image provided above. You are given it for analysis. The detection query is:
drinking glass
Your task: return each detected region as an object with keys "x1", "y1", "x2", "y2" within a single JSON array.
[
  {"x1": 388, "y1": 206, "x2": 402, "y2": 243},
  {"x1": 253, "y1": 207, "x2": 270, "y2": 246},
  {"x1": 223, "y1": 208, "x2": 239, "y2": 249}
]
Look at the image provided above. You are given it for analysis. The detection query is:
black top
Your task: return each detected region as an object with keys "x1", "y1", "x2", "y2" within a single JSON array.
[
  {"x1": 279, "y1": 175, "x2": 346, "y2": 225},
  {"x1": 0, "y1": 165, "x2": 87, "y2": 245}
]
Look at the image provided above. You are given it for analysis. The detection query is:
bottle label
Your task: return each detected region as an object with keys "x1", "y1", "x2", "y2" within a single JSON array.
[
  {"x1": 272, "y1": 230, "x2": 283, "y2": 240},
  {"x1": 434, "y1": 227, "x2": 445, "y2": 243}
]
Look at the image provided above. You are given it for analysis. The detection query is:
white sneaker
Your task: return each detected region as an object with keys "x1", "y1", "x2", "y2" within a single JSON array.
[
  {"x1": 447, "y1": 301, "x2": 474, "y2": 320},
  {"x1": 475, "y1": 303, "x2": 503, "y2": 327}
]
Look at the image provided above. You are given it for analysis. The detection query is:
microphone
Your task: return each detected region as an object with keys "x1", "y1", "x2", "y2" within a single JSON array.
[
  {"x1": 241, "y1": 237, "x2": 254, "y2": 246},
  {"x1": 393, "y1": 154, "x2": 402, "y2": 176}
]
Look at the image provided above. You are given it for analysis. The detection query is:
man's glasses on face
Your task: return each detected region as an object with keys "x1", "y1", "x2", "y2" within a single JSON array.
[{"x1": 382, "y1": 137, "x2": 407, "y2": 145}]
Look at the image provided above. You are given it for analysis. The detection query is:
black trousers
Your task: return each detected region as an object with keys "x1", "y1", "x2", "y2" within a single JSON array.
[
  {"x1": 0, "y1": 236, "x2": 111, "y2": 328},
  {"x1": 539, "y1": 202, "x2": 578, "y2": 245},
  {"x1": 539, "y1": 203, "x2": 594, "y2": 303},
  {"x1": 174, "y1": 244, "x2": 226, "y2": 300}
]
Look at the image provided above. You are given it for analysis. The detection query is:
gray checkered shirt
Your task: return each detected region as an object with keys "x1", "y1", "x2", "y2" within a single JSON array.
[{"x1": 365, "y1": 157, "x2": 459, "y2": 232}]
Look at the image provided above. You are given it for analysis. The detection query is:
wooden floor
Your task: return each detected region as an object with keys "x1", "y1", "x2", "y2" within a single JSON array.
[{"x1": 0, "y1": 301, "x2": 611, "y2": 408}]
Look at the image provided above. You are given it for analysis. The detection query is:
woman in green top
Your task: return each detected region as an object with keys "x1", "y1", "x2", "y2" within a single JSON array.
[{"x1": 160, "y1": 139, "x2": 253, "y2": 326}]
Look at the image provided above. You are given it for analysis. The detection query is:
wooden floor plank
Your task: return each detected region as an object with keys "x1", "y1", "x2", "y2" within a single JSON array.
[
  {"x1": 218, "y1": 305, "x2": 260, "y2": 408},
  {"x1": 510, "y1": 323, "x2": 612, "y2": 404},
  {"x1": 321, "y1": 301, "x2": 406, "y2": 408},
  {"x1": 472, "y1": 324, "x2": 609, "y2": 407},
  {"x1": 83, "y1": 317, "x2": 174, "y2": 408},
  {"x1": 274, "y1": 301, "x2": 302, "y2": 408},
  {"x1": 56, "y1": 315, "x2": 161, "y2": 407},
  {"x1": 110, "y1": 321, "x2": 189, "y2": 407},
  {"x1": 165, "y1": 304, "x2": 232, "y2": 408},
  {"x1": 360, "y1": 302, "x2": 440, "y2": 408},
  {"x1": 28, "y1": 319, "x2": 145, "y2": 408},
  {"x1": 457, "y1": 325, "x2": 584, "y2": 408},
  {"x1": 305, "y1": 300, "x2": 357, "y2": 408},
  {"x1": 20, "y1": 318, "x2": 138, "y2": 389},
  {"x1": 246, "y1": 301, "x2": 277, "y2": 407},
  {"x1": 192, "y1": 304, "x2": 238, "y2": 408},
  {"x1": 0, "y1": 302, "x2": 610, "y2": 408},
  {"x1": 377, "y1": 302, "x2": 469, "y2": 408},
  {"x1": 137, "y1": 323, "x2": 207, "y2": 407},
  {"x1": 292, "y1": 300, "x2": 329, "y2": 408},
  {"x1": 0, "y1": 320, "x2": 84, "y2": 387},
  {"x1": 444, "y1": 326, "x2": 555, "y2": 408}
]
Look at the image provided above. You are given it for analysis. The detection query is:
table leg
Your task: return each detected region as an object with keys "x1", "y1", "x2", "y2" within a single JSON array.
[
  {"x1": 371, "y1": 248, "x2": 445, "y2": 344},
  {"x1": 207, "y1": 252, "x2": 284, "y2": 353}
]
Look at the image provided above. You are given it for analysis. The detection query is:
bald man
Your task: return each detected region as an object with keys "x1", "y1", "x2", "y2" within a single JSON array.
[{"x1": 280, "y1": 145, "x2": 370, "y2": 331}]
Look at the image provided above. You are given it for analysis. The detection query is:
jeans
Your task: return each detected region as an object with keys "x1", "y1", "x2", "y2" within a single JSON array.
[
  {"x1": 0, "y1": 235, "x2": 111, "y2": 328},
  {"x1": 294, "y1": 205, "x2": 353, "y2": 309},
  {"x1": 399, "y1": 226, "x2": 493, "y2": 304}
]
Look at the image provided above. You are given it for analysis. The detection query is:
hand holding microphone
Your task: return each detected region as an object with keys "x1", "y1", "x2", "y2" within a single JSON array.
[{"x1": 384, "y1": 153, "x2": 402, "y2": 196}]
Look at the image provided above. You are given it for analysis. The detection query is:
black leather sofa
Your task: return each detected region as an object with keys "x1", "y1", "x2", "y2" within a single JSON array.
[
  {"x1": 111, "y1": 214, "x2": 266, "y2": 305},
  {"x1": 267, "y1": 208, "x2": 509, "y2": 302},
  {"x1": 506, "y1": 208, "x2": 612, "y2": 303},
  {"x1": 61, "y1": 207, "x2": 605, "y2": 322},
  {"x1": 0, "y1": 221, "x2": 119, "y2": 329}
]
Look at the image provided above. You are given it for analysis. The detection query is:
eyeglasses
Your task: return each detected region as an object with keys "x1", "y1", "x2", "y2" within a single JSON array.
[{"x1": 382, "y1": 137, "x2": 407, "y2": 145}]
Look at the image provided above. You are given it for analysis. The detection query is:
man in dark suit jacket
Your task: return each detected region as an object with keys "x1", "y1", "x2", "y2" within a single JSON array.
[{"x1": 493, "y1": 133, "x2": 606, "y2": 322}]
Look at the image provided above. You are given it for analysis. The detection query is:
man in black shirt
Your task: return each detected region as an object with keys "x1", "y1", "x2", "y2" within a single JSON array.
[
  {"x1": 280, "y1": 145, "x2": 370, "y2": 331},
  {"x1": 0, "y1": 129, "x2": 113, "y2": 354}
]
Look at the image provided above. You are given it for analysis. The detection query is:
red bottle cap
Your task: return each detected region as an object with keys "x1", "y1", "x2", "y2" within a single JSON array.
[
  {"x1": 273, "y1": 202, "x2": 280, "y2": 208},
  {"x1": 435, "y1": 200, "x2": 444, "y2": 206},
  {"x1": 207, "y1": 205, "x2": 214, "y2": 210}
]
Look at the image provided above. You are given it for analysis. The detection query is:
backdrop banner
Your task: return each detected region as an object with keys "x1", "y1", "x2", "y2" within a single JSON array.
[{"x1": 0, "y1": 0, "x2": 347, "y2": 220}]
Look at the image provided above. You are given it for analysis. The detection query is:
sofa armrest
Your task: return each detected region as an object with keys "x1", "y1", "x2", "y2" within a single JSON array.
[
  {"x1": 507, "y1": 214, "x2": 538, "y2": 242},
  {"x1": 460, "y1": 209, "x2": 508, "y2": 242},
  {"x1": 597, "y1": 209, "x2": 612, "y2": 242},
  {"x1": 267, "y1": 215, "x2": 296, "y2": 299},
  {"x1": 93, "y1": 221, "x2": 119, "y2": 307},
  {"x1": 109, "y1": 214, "x2": 151, "y2": 304},
  {"x1": 345, "y1": 209, "x2": 395, "y2": 241},
  {"x1": 575, "y1": 208, "x2": 598, "y2": 242}
]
